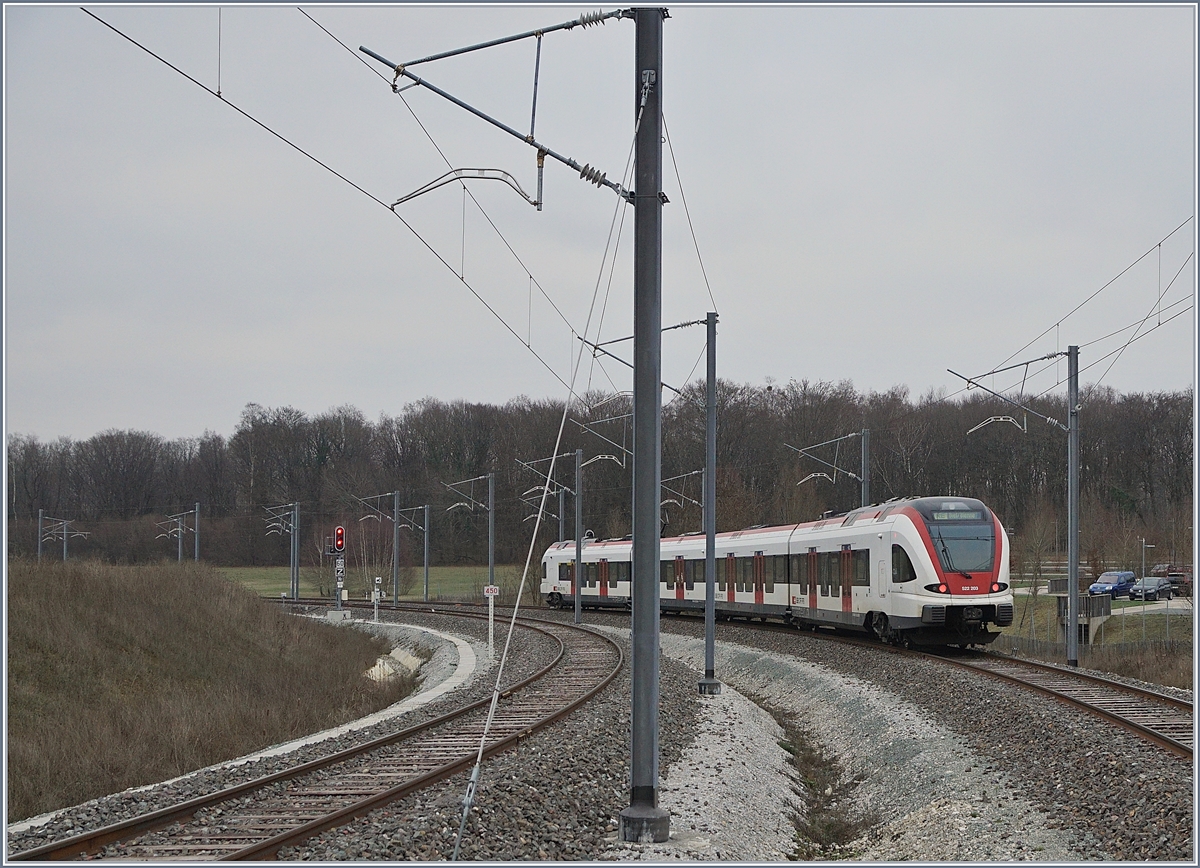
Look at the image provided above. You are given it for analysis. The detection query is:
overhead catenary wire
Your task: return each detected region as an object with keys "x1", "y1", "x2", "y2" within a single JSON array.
[
  {"x1": 299, "y1": 8, "x2": 581, "y2": 343},
  {"x1": 995, "y1": 215, "x2": 1193, "y2": 371},
  {"x1": 81, "y1": 7, "x2": 594, "y2": 403},
  {"x1": 663, "y1": 112, "x2": 718, "y2": 316},
  {"x1": 1084, "y1": 250, "x2": 1195, "y2": 396}
]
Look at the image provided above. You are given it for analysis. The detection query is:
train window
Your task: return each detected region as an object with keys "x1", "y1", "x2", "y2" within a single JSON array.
[
  {"x1": 817, "y1": 552, "x2": 836, "y2": 596},
  {"x1": 690, "y1": 558, "x2": 706, "y2": 588},
  {"x1": 892, "y1": 545, "x2": 917, "y2": 583},
  {"x1": 559, "y1": 562, "x2": 574, "y2": 583},
  {"x1": 585, "y1": 562, "x2": 599, "y2": 588},
  {"x1": 683, "y1": 559, "x2": 696, "y2": 591},
  {"x1": 660, "y1": 560, "x2": 673, "y2": 585},
  {"x1": 765, "y1": 555, "x2": 781, "y2": 593},
  {"x1": 790, "y1": 554, "x2": 808, "y2": 593},
  {"x1": 738, "y1": 557, "x2": 753, "y2": 592},
  {"x1": 610, "y1": 561, "x2": 627, "y2": 587},
  {"x1": 852, "y1": 550, "x2": 870, "y2": 587}
]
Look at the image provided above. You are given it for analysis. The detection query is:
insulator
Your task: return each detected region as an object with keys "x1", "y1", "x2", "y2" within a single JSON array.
[
  {"x1": 578, "y1": 10, "x2": 606, "y2": 28},
  {"x1": 579, "y1": 163, "x2": 607, "y2": 187}
]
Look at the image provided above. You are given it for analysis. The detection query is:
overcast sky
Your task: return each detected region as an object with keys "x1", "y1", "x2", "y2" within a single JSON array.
[{"x1": 4, "y1": 3, "x2": 1196, "y2": 442}]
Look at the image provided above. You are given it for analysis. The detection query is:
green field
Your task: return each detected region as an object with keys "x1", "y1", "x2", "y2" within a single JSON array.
[{"x1": 218, "y1": 564, "x2": 542, "y2": 604}]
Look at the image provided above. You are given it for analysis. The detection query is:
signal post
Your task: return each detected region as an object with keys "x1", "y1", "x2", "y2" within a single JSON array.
[{"x1": 333, "y1": 524, "x2": 346, "y2": 610}]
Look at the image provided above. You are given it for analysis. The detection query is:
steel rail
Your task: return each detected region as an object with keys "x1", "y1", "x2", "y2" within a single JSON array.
[
  {"x1": 932, "y1": 652, "x2": 1193, "y2": 759},
  {"x1": 976, "y1": 651, "x2": 1193, "y2": 711},
  {"x1": 649, "y1": 609, "x2": 1194, "y2": 759},
  {"x1": 223, "y1": 620, "x2": 621, "y2": 860},
  {"x1": 10, "y1": 611, "x2": 618, "y2": 861}
]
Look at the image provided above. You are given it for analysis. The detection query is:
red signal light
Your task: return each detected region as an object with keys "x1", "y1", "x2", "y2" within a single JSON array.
[{"x1": 334, "y1": 525, "x2": 346, "y2": 552}]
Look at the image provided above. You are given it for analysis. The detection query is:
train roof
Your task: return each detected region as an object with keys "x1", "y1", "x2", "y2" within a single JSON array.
[{"x1": 543, "y1": 496, "x2": 994, "y2": 553}]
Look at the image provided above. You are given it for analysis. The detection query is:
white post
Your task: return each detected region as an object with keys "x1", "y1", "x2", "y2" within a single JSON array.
[
  {"x1": 488, "y1": 594, "x2": 495, "y2": 657},
  {"x1": 374, "y1": 577, "x2": 381, "y2": 623}
]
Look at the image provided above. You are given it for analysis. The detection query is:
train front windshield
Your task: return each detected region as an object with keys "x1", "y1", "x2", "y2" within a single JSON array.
[
  {"x1": 911, "y1": 498, "x2": 996, "y2": 574},
  {"x1": 929, "y1": 523, "x2": 994, "y2": 572}
]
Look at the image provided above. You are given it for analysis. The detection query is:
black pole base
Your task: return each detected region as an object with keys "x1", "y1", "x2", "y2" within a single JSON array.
[
  {"x1": 619, "y1": 803, "x2": 670, "y2": 843},
  {"x1": 697, "y1": 678, "x2": 722, "y2": 695}
]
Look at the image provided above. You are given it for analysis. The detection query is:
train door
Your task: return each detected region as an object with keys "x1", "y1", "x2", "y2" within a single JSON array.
[
  {"x1": 808, "y1": 548, "x2": 818, "y2": 610},
  {"x1": 674, "y1": 556, "x2": 686, "y2": 600},
  {"x1": 753, "y1": 552, "x2": 765, "y2": 605},
  {"x1": 875, "y1": 553, "x2": 887, "y2": 602},
  {"x1": 840, "y1": 545, "x2": 853, "y2": 613},
  {"x1": 599, "y1": 559, "x2": 609, "y2": 599},
  {"x1": 725, "y1": 553, "x2": 737, "y2": 603}
]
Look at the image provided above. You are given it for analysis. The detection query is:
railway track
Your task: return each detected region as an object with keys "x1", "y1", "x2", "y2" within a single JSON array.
[
  {"x1": 735, "y1": 616, "x2": 1193, "y2": 760},
  {"x1": 934, "y1": 651, "x2": 1193, "y2": 759},
  {"x1": 10, "y1": 609, "x2": 622, "y2": 862},
  {"x1": 389, "y1": 602, "x2": 1194, "y2": 762}
]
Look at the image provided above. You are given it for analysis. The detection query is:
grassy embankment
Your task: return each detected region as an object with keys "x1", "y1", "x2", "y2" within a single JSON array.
[{"x1": 7, "y1": 559, "x2": 417, "y2": 822}]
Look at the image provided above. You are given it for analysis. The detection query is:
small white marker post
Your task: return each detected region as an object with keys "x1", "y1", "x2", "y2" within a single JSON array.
[
  {"x1": 373, "y1": 577, "x2": 382, "y2": 623},
  {"x1": 484, "y1": 584, "x2": 500, "y2": 657}
]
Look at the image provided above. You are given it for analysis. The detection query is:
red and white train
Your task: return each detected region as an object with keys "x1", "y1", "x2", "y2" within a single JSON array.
[{"x1": 541, "y1": 495, "x2": 1014, "y2": 647}]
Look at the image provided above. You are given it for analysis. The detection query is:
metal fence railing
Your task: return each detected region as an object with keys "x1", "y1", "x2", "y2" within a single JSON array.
[{"x1": 992, "y1": 634, "x2": 1193, "y2": 662}]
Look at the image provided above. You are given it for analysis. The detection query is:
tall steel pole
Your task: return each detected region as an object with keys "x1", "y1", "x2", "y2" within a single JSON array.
[
  {"x1": 177, "y1": 514, "x2": 184, "y2": 562},
  {"x1": 194, "y1": 502, "x2": 200, "y2": 562},
  {"x1": 393, "y1": 491, "x2": 401, "y2": 605},
  {"x1": 575, "y1": 449, "x2": 583, "y2": 625},
  {"x1": 292, "y1": 502, "x2": 300, "y2": 600},
  {"x1": 699, "y1": 312, "x2": 721, "y2": 695},
  {"x1": 424, "y1": 504, "x2": 431, "y2": 602},
  {"x1": 488, "y1": 473, "x2": 495, "y2": 591},
  {"x1": 860, "y1": 429, "x2": 870, "y2": 507},
  {"x1": 620, "y1": 5, "x2": 669, "y2": 845},
  {"x1": 559, "y1": 485, "x2": 566, "y2": 543},
  {"x1": 63, "y1": 519, "x2": 68, "y2": 561},
  {"x1": 1067, "y1": 345, "x2": 1080, "y2": 667},
  {"x1": 37, "y1": 508, "x2": 43, "y2": 563}
]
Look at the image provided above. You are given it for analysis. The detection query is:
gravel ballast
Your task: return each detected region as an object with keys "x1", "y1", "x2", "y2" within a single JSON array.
[{"x1": 7, "y1": 607, "x2": 1193, "y2": 861}]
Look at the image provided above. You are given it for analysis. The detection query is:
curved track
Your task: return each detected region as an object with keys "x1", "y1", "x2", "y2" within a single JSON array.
[
  {"x1": 931, "y1": 651, "x2": 1193, "y2": 758},
  {"x1": 379, "y1": 601, "x2": 1194, "y2": 763},
  {"x1": 747, "y1": 616, "x2": 1193, "y2": 760},
  {"x1": 10, "y1": 608, "x2": 622, "y2": 862}
]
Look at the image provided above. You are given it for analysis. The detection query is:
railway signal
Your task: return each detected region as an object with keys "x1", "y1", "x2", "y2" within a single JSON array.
[{"x1": 334, "y1": 525, "x2": 346, "y2": 552}]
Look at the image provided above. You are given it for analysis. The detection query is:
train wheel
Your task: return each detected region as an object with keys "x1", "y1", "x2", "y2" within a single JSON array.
[
  {"x1": 548, "y1": 592, "x2": 563, "y2": 609},
  {"x1": 870, "y1": 613, "x2": 891, "y2": 643}
]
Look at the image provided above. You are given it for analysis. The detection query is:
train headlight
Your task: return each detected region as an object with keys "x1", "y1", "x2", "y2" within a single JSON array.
[
  {"x1": 991, "y1": 582, "x2": 1003, "y2": 593},
  {"x1": 924, "y1": 583, "x2": 950, "y2": 594}
]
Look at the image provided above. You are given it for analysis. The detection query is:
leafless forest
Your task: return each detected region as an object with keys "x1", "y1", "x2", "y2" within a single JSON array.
[{"x1": 7, "y1": 380, "x2": 1193, "y2": 575}]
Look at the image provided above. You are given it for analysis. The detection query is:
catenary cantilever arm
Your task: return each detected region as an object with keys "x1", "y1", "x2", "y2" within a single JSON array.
[{"x1": 360, "y1": 45, "x2": 632, "y2": 202}]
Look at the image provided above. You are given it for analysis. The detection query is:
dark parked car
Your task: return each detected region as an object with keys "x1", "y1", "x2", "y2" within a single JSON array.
[
  {"x1": 1167, "y1": 572, "x2": 1192, "y2": 597},
  {"x1": 1088, "y1": 570, "x2": 1136, "y2": 599},
  {"x1": 1128, "y1": 576, "x2": 1173, "y2": 601}
]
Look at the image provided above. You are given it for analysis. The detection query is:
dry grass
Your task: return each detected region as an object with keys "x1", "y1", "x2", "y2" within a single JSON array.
[{"x1": 6, "y1": 559, "x2": 417, "y2": 821}]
